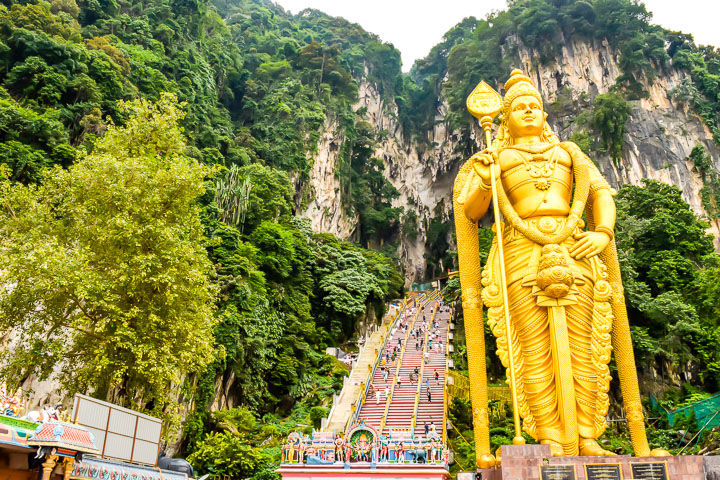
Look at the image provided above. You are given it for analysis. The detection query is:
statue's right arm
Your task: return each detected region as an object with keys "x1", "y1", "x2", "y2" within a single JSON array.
[
  {"x1": 463, "y1": 177, "x2": 492, "y2": 222},
  {"x1": 459, "y1": 151, "x2": 495, "y2": 222}
]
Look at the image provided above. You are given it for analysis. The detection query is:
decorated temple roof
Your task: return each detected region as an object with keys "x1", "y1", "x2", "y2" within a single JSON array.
[
  {"x1": 0, "y1": 413, "x2": 38, "y2": 449},
  {"x1": 28, "y1": 420, "x2": 99, "y2": 454}
]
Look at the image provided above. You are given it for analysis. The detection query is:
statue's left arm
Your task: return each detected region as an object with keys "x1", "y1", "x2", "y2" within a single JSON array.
[{"x1": 569, "y1": 155, "x2": 616, "y2": 259}]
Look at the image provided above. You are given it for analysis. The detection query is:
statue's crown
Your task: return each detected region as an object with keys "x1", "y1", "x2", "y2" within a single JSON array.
[{"x1": 502, "y1": 68, "x2": 543, "y2": 116}]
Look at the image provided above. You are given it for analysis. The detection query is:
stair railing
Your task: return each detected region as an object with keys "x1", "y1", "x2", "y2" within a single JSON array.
[
  {"x1": 442, "y1": 304, "x2": 453, "y2": 444},
  {"x1": 344, "y1": 296, "x2": 409, "y2": 433},
  {"x1": 378, "y1": 292, "x2": 436, "y2": 434}
]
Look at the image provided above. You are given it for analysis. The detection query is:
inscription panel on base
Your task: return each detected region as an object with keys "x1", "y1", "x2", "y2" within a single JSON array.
[
  {"x1": 539, "y1": 464, "x2": 577, "y2": 480},
  {"x1": 629, "y1": 462, "x2": 668, "y2": 480},
  {"x1": 585, "y1": 463, "x2": 622, "y2": 480}
]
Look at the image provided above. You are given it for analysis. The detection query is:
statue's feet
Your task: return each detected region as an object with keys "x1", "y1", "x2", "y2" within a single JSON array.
[
  {"x1": 478, "y1": 453, "x2": 496, "y2": 469},
  {"x1": 540, "y1": 440, "x2": 564, "y2": 456},
  {"x1": 649, "y1": 448, "x2": 671, "y2": 456},
  {"x1": 579, "y1": 438, "x2": 614, "y2": 456}
]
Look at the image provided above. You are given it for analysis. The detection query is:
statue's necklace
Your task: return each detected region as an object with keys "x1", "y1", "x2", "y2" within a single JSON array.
[{"x1": 506, "y1": 143, "x2": 558, "y2": 191}]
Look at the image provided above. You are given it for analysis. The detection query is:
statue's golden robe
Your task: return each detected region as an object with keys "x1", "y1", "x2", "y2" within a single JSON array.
[{"x1": 483, "y1": 218, "x2": 613, "y2": 449}]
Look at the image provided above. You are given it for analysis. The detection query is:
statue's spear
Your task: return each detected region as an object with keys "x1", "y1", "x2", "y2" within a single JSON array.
[{"x1": 466, "y1": 81, "x2": 525, "y2": 447}]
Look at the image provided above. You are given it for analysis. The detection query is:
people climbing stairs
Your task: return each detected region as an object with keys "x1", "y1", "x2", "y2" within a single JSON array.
[{"x1": 355, "y1": 290, "x2": 451, "y2": 442}]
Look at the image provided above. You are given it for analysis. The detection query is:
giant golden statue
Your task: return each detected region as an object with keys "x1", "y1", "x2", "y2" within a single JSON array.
[{"x1": 454, "y1": 70, "x2": 667, "y2": 466}]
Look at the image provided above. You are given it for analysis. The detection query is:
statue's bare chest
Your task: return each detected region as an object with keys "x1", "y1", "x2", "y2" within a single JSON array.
[
  {"x1": 499, "y1": 146, "x2": 572, "y2": 191},
  {"x1": 498, "y1": 145, "x2": 573, "y2": 216}
]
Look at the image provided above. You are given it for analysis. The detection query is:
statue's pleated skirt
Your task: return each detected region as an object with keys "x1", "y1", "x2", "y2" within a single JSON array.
[{"x1": 481, "y1": 219, "x2": 613, "y2": 453}]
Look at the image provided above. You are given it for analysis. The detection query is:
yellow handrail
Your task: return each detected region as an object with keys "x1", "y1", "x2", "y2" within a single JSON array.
[
  {"x1": 379, "y1": 292, "x2": 436, "y2": 434},
  {"x1": 442, "y1": 305, "x2": 453, "y2": 444},
  {"x1": 411, "y1": 301, "x2": 438, "y2": 433}
]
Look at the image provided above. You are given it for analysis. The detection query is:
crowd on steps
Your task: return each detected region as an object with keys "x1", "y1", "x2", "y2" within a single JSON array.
[{"x1": 357, "y1": 294, "x2": 452, "y2": 441}]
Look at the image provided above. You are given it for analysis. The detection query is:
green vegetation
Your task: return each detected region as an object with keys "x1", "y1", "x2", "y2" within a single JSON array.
[
  {"x1": 591, "y1": 92, "x2": 631, "y2": 164},
  {"x1": 689, "y1": 144, "x2": 720, "y2": 220},
  {"x1": 614, "y1": 179, "x2": 720, "y2": 386},
  {"x1": 0, "y1": 94, "x2": 218, "y2": 427},
  {"x1": 0, "y1": 0, "x2": 404, "y2": 469}
]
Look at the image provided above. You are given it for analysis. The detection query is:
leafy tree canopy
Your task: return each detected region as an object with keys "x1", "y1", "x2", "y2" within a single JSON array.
[{"x1": 0, "y1": 94, "x2": 218, "y2": 427}]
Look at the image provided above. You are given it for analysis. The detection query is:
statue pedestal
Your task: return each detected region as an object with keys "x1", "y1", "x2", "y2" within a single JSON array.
[{"x1": 465, "y1": 444, "x2": 706, "y2": 480}]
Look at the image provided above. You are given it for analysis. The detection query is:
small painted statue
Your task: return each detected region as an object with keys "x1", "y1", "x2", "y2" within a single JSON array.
[
  {"x1": 0, "y1": 383, "x2": 22, "y2": 417},
  {"x1": 344, "y1": 438, "x2": 352, "y2": 462},
  {"x1": 297, "y1": 437, "x2": 305, "y2": 463},
  {"x1": 379, "y1": 436, "x2": 389, "y2": 462},
  {"x1": 334, "y1": 435, "x2": 345, "y2": 463},
  {"x1": 396, "y1": 442, "x2": 405, "y2": 463},
  {"x1": 429, "y1": 438, "x2": 438, "y2": 463}
]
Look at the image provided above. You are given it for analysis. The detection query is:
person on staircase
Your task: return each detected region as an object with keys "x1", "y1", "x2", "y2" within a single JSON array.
[
  {"x1": 434, "y1": 369, "x2": 440, "y2": 385},
  {"x1": 427, "y1": 386, "x2": 432, "y2": 402}
]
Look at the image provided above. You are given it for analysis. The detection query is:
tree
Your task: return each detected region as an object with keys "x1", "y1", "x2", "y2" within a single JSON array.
[
  {"x1": 615, "y1": 180, "x2": 720, "y2": 384},
  {"x1": 187, "y1": 431, "x2": 270, "y2": 479},
  {"x1": 0, "y1": 94, "x2": 217, "y2": 427},
  {"x1": 592, "y1": 92, "x2": 631, "y2": 163}
]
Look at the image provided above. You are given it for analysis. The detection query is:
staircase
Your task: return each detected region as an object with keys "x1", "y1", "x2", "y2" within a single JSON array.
[
  {"x1": 413, "y1": 304, "x2": 450, "y2": 440},
  {"x1": 353, "y1": 293, "x2": 432, "y2": 432},
  {"x1": 354, "y1": 291, "x2": 450, "y2": 440},
  {"x1": 325, "y1": 300, "x2": 407, "y2": 432}
]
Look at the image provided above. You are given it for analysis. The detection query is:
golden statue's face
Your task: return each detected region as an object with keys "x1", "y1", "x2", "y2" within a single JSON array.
[{"x1": 507, "y1": 94, "x2": 544, "y2": 138}]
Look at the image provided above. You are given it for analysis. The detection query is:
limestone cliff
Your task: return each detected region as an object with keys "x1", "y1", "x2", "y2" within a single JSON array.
[
  {"x1": 301, "y1": 36, "x2": 720, "y2": 284},
  {"x1": 299, "y1": 119, "x2": 356, "y2": 239}
]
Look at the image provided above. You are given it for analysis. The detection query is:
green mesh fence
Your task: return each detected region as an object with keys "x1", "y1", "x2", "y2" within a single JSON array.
[
  {"x1": 411, "y1": 282, "x2": 436, "y2": 291},
  {"x1": 650, "y1": 392, "x2": 720, "y2": 429}
]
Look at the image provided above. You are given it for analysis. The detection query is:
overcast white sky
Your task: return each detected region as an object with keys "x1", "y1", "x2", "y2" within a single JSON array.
[{"x1": 272, "y1": 0, "x2": 719, "y2": 71}]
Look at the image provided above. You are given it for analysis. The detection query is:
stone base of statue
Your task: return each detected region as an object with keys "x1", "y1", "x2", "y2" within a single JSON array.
[{"x1": 458, "y1": 444, "x2": 706, "y2": 480}]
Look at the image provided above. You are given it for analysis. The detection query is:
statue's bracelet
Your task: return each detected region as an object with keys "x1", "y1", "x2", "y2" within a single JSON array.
[
  {"x1": 471, "y1": 162, "x2": 492, "y2": 190},
  {"x1": 594, "y1": 225, "x2": 614, "y2": 240}
]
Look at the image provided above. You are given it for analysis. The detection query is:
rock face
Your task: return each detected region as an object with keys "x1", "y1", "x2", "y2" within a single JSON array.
[
  {"x1": 300, "y1": 37, "x2": 720, "y2": 283},
  {"x1": 299, "y1": 120, "x2": 356, "y2": 239}
]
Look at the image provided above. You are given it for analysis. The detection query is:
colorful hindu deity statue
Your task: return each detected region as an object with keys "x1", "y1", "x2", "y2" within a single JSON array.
[
  {"x1": 334, "y1": 434, "x2": 345, "y2": 463},
  {"x1": 429, "y1": 438, "x2": 438, "y2": 463},
  {"x1": 379, "y1": 436, "x2": 389, "y2": 462},
  {"x1": 396, "y1": 441, "x2": 405, "y2": 463},
  {"x1": 0, "y1": 383, "x2": 23, "y2": 417}
]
